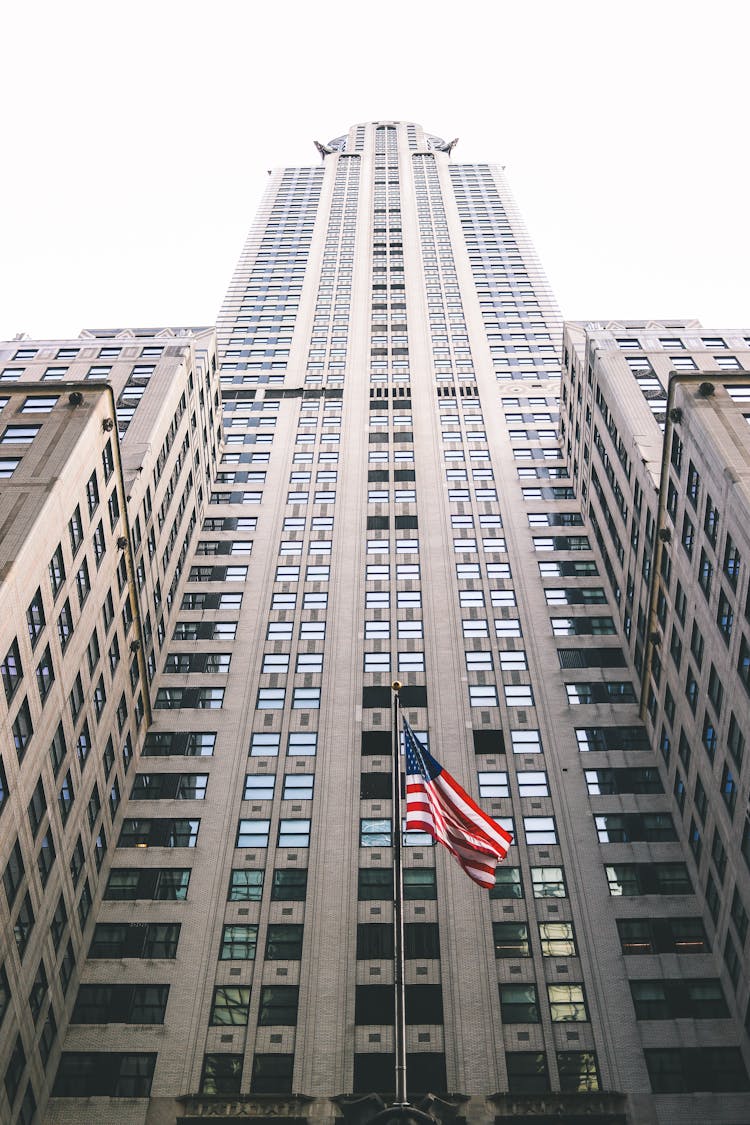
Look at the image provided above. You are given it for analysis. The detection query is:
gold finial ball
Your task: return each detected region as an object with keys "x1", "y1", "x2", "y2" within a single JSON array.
[{"x1": 391, "y1": 680, "x2": 402, "y2": 692}]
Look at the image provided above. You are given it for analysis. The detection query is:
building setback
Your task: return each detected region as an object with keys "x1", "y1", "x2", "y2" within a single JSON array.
[{"x1": 0, "y1": 122, "x2": 748, "y2": 1125}]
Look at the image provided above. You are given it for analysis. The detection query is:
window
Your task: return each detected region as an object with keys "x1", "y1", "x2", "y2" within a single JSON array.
[
  {"x1": 258, "y1": 985, "x2": 299, "y2": 1025},
  {"x1": 11, "y1": 697, "x2": 34, "y2": 760},
  {"x1": 558, "y1": 1051, "x2": 600, "y2": 1093},
  {"x1": 605, "y1": 862, "x2": 692, "y2": 896},
  {"x1": 282, "y1": 774, "x2": 314, "y2": 800},
  {"x1": 227, "y1": 869, "x2": 263, "y2": 902},
  {"x1": 358, "y1": 868, "x2": 393, "y2": 900},
  {"x1": 469, "y1": 685, "x2": 498, "y2": 707},
  {"x1": 499, "y1": 984, "x2": 539, "y2": 1023},
  {"x1": 289, "y1": 731, "x2": 317, "y2": 756},
  {"x1": 511, "y1": 729, "x2": 542, "y2": 754},
  {"x1": 644, "y1": 1047, "x2": 749, "y2": 1093},
  {"x1": 493, "y1": 922, "x2": 530, "y2": 957},
  {"x1": 478, "y1": 771, "x2": 508, "y2": 797},
  {"x1": 117, "y1": 814, "x2": 200, "y2": 847},
  {"x1": 220, "y1": 924, "x2": 258, "y2": 960},
  {"x1": 48, "y1": 545, "x2": 66, "y2": 599},
  {"x1": 548, "y1": 983, "x2": 588, "y2": 1022},
  {"x1": 723, "y1": 533, "x2": 741, "y2": 586},
  {"x1": 539, "y1": 921, "x2": 576, "y2": 957},
  {"x1": 292, "y1": 687, "x2": 320, "y2": 709},
  {"x1": 518, "y1": 771, "x2": 548, "y2": 797},
  {"x1": 53, "y1": 1052, "x2": 157, "y2": 1097},
  {"x1": 94, "y1": 921, "x2": 181, "y2": 961},
  {"x1": 361, "y1": 818, "x2": 391, "y2": 847},
  {"x1": 257, "y1": 688, "x2": 285, "y2": 710},
  {"x1": 105, "y1": 868, "x2": 190, "y2": 901},
  {"x1": 1, "y1": 639, "x2": 22, "y2": 702},
  {"x1": 210, "y1": 986, "x2": 251, "y2": 1025},
  {"x1": 1, "y1": 425, "x2": 40, "y2": 444},
  {"x1": 631, "y1": 978, "x2": 728, "y2": 1020},
  {"x1": 72, "y1": 984, "x2": 170, "y2": 1024},
  {"x1": 266, "y1": 924, "x2": 303, "y2": 959},
  {"x1": 524, "y1": 817, "x2": 557, "y2": 844},
  {"x1": 278, "y1": 819, "x2": 310, "y2": 846},
  {"x1": 617, "y1": 916, "x2": 707, "y2": 955},
  {"x1": 271, "y1": 869, "x2": 307, "y2": 901},
  {"x1": 596, "y1": 812, "x2": 676, "y2": 843},
  {"x1": 251, "y1": 1054, "x2": 294, "y2": 1095},
  {"x1": 531, "y1": 867, "x2": 566, "y2": 898},
  {"x1": 201, "y1": 1055, "x2": 243, "y2": 1096}
]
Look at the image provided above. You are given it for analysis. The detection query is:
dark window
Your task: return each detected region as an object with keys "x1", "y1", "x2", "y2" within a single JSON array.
[
  {"x1": 27, "y1": 777, "x2": 46, "y2": 837},
  {"x1": 104, "y1": 868, "x2": 191, "y2": 901},
  {"x1": 53, "y1": 1052, "x2": 157, "y2": 1097},
  {"x1": 72, "y1": 984, "x2": 169, "y2": 1024},
  {"x1": 505, "y1": 1052, "x2": 549, "y2": 1094},
  {"x1": 631, "y1": 978, "x2": 727, "y2": 1020},
  {"x1": 499, "y1": 984, "x2": 539, "y2": 1023},
  {"x1": 472, "y1": 729, "x2": 505, "y2": 754},
  {"x1": 265, "y1": 924, "x2": 303, "y2": 959},
  {"x1": 357, "y1": 923, "x2": 393, "y2": 959},
  {"x1": 605, "y1": 862, "x2": 692, "y2": 896},
  {"x1": 258, "y1": 985, "x2": 299, "y2": 1025},
  {"x1": 4, "y1": 1034, "x2": 26, "y2": 1106},
  {"x1": 1, "y1": 638, "x2": 22, "y2": 702},
  {"x1": 575, "y1": 726, "x2": 649, "y2": 752},
  {"x1": 271, "y1": 869, "x2": 307, "y2": 900},
  {"x1": 405, "y1": 922, "x2": 440, "y2": 958},
  {"x1": 14, "y1": 892, "x2": 35, "y2": 958},
  {"x1": 12, "y1": 698, "x2": 34, "y2": 760},
  {"x1": 352, "y1": 1052, "x2": 446, "y2": 1095},
  {"x1": 360, "y1": 772, "x2": 392, "y2": 799},
  {"x1": 596, "y1": 812, "x2": 676, "y2": 842},
  {"x1": 358, "y1": 868, "x2": 393, "y2": 900},
  {"x1": 361, "y1": 732, "x2": 391, "y2": 756},
  {"x1": 585, "y1": 767, "x2": 663, "y2": 795},
  {"x1": 88, "y1": 922, "x2": 180, "y2": 959},
  {"x1": 3, "y1": 840, "x2": 25, "y2": 908},
  {"x1": 557, "y1": 1051, "x2": 600, "y2": 1092},
  {"x1": 490, "y1": 866, "x2": 522, "y2": 899},
  {"x1": 251, "y1": 1054, "x2": 294, "y2": 1094},
  {"x1": 354, "y1": 984, "x2": 443, "y2": 1024},
  {"x1": 200, "y1": 1054, "x2": 243, "y2": 1096},
  {"x1": 723, "y1": 533, "x2": 741, "y2": 587},
  {"x1": 48, "y1": 545, "x2": 66, "y2": 598},
  {"x1": 403, "y1": 869, "x2": 437, "y2": 899},
  {"x1": 0, "y1": 964, "x2": 10, "y2": 1030},
  {"x1": 617, "y1": 916, "x2": 707, "y2": 955},
  {"x1": 645, "y1": 1047, "x2": 748, "y2": 1093},
  {"x1": 118, "y1": 818, "x2": 199, "y2": 847},
  {"x1": 26, "y1": 588, "x2": 46, "y2": 648},
  {"x1": 28, "y1": 959, "x2": 48, "y2": 1024},
  {"x1": 493, "y1": 921, "x2": 530, "y2": 957}
]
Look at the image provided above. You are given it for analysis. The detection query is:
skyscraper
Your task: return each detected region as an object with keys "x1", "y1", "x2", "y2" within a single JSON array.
[{"x1": 1, "y1": 121, "x2": 748, "y2": 1125}]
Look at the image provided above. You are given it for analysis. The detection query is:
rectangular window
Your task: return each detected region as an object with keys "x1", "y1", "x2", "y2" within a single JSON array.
[{"x1": 219, "y1": 924, "x2": 258, "y2": 960}]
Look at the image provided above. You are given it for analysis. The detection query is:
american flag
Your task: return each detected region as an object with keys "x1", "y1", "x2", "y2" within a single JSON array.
[{"x1": 403, "y1": 720, "x2": 513, "y2": 889}]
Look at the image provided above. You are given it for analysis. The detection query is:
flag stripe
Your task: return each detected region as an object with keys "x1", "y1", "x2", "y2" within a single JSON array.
[{"x1": 403, "y1": 719, "x2": 512, "y2": 889}]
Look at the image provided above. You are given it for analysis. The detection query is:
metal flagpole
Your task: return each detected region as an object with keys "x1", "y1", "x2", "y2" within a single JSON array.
[{"x1": 391, "y1": 681, "x2": 408, "y2": 1107}]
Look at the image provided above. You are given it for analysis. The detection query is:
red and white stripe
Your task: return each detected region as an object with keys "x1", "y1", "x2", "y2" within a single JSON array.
[{"x1": 406, "y1": 769, "x2": 513, "y2": 889}]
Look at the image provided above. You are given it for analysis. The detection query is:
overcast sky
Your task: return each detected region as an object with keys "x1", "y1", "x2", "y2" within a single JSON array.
[{"x1": 1, "y1": 0, "x2": 747, "y2": 342}]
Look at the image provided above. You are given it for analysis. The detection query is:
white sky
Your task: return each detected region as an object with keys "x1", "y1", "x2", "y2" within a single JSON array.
[{"x1": 1, "y1": 0, "x2": 748, "y2": 341}]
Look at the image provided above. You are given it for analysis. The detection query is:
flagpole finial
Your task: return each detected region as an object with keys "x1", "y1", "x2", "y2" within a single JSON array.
[{"x1": 391, "y1": 680, "x2": 402, "y2": 694}]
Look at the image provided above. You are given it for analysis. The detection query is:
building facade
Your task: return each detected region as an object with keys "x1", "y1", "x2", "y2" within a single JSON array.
[{"x1": 0, "y1": 122, "x2": 748, "y2": 1124}]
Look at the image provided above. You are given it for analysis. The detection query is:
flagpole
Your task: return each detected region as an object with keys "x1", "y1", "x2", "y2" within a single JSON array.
[{"x1": 391, "y1": 680, "x2": 408, "y2": 1107}]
